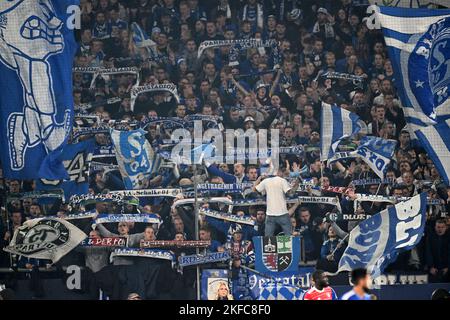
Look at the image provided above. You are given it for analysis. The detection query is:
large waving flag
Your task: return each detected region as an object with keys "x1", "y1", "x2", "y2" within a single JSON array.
[
  {"x1": 320, "y1": 103, "x2": 364, "y2": 161},
  {"x1": 4, "y1": 218, "x2": 87, "y2": 263},
  {"x1": 0, "y1": 0, "x2": 79, "y2": 179},
  {"x1": 370, "y1": 0, "x2": 450, "y2": 8},
  {"x1": 37, "y1": 139, "x2": 97, "y2": 199},
  {"x1": 110, "y1": 129, "x2": 161, "y2": 190},
  {"x1": 337, "y1": 193, "x2": 427, "y2": 277},
  {"x1": 376, "y1": 6, "x2": 450, "y2": 128},
  {"x1": 415, "y1": 119, "x2": 450, "y2": 185}
]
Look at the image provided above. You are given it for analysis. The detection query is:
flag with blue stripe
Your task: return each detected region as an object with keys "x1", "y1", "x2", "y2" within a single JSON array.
[
  {"x1": 376, "y1": 6, "x2": 450, "y2": 130},
  {"x1": 37, "y1": 139, "x2": 96, "y2": 199},
  {"x1": 258, "y1": 283, "x2": 303, "y2": 300},
  {"x1": 415, "y1": 119, "x2": 450, "y2": 185},
  {"x1": 320, "y1": 103, "x2": 363, "y2": 161},
  {"x1": 110, "y1": 129, "x2": 161, "y2": 190},
  {"x1": 337, "y1": 193, "x2": 427, "y2": 277},
  {"x1": 131, "y1": 22, "x2": 155, "y2": 48},
  {"x1": 0, "y1": 0, "x2": 79, "y2": 179},
  {"x1": 369, "y1": 0, "x2": 450, "y2": 8},
  {"x1": 328, "y1": 136, "x2": 397, "y2": 178},
  {"x1": 354, "y1": 136, "x2": 397, "y2": 178}
]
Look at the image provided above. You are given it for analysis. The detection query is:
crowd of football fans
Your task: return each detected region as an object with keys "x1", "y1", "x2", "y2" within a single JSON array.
[{"x1": 0, "y1": 0, "x2": 449, "y2": 299}]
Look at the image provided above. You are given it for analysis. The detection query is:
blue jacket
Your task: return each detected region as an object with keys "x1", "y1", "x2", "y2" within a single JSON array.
[{"x1": 207, "y1": 165, "x2": 250, "y2": 184}]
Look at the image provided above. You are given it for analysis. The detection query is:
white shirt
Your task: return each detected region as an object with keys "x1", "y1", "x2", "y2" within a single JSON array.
[{"x1": 255, "y1": 176, "x2": 291, "y2": 216}]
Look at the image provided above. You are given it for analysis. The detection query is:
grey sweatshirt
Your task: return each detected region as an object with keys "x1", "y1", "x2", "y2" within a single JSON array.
[{"x1": 96, "y1": 223, "x2": 144, "y2": 265}]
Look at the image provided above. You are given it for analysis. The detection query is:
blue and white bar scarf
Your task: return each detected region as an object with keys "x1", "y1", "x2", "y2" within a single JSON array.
[
  {"x1": 172, "y1": 197, "x2": 233, "y2": 209},
  {"x1": 72, "y1": 126, "x2": 110, "y2": 140},
  {"x1": 140, "y1": 240, "x2": 211, "y2": 249},
  {"x1": 69, "y1": 193, "x2": 124, "y2": 205},
  {"x1": 232, "y1": 196, "x2": 340, "y2": 207},
  {"x1": 178, "y1": 251, "x2": 231, "y2": 267},
  {"x1": 140, "y1": 117, "x2": 186, "y2": 130},
  {"x1": 8, "y1": 189, "x2": 65, "y2": 201},
  {"x1": 110, "y1": 247, "x2": 176, "y2": 266},
  {"x1": 72, "y1": 67, "x2": 140, "y2": 89},
  {"x1": 184, "y1": 115, "x2": 219, "y2": 129},
  {"x1": 89, "y1": 162, "x2": 120, "y2": 172},
  {"x1": 196, "y1": 183, "x2": 254, "y2": 192},
  {"x1": 95, "y1": 214, "x2": 161, "y2": 225},
  {"x1": 130, "y1": 83, "x2": 180, "y2": 111},
  {"x1": 74, "y1": 115, "x2": 100, "y2": 129},
  {"x1": 198, "y1": 39, "x2": 276, "y2": 58},
  {"x1": 48, "y1": 211, "x2": 97, "y2": 220},
  {"x1": 228, "y1": 39, "x2": 277, "y2": 66},
  {"x1": 321, "y1": 71, "x2": 365, "y2": 88},
  {"x1": 351, "y1": 178, "x2": 396, "y2": 186},
  {"x1": 355, "y1": 193, "x2": 442, "y2": 205},
  {"x1": 110, "y1": 189, "x2": 182, "y2": 198},
  {"x1": 75, "y1": 97, "x2": 122, "y2": 114},
  {"x1": 199, "y1": 208, "x2": 255, "y2": 226}
]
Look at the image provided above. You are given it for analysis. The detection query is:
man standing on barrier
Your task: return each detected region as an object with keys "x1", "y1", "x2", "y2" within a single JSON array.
[{"x1": 253, "y1": 165, "x2": 299, "y2": 237}]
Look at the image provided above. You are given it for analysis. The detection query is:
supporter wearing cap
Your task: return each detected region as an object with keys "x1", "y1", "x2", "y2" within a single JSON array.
[
  {"x1": 244, "y1": 116, "x2": 255, "y2": 129},
  {"x1": 312, "y1": 7, "x2": 335, "y2": 44}
]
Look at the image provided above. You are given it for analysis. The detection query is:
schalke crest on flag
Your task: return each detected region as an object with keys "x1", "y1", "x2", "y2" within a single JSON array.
[{"x1": 253, "y1": 236, "x2": 301, "y2": 274}]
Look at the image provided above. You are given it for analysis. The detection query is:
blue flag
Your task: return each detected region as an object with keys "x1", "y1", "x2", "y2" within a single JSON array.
[
  {"x1": 0, "y1": 0, "x2": 79, "y2": 179},
  {"x1": 37, "y1": 139, "x2": 96, "y2": 200},
  {"x1": 131, "y1": 22, "x2": 154, "y2": 48},
  {"x1": 110, "y1": 129, "x2": 161, "y2": 190},
  {"x1": 320, "y1": 102, "x2": 363, "y2": 161},
  {"x1": 356, "y1": 136, "x2": 397, "y2": 178},
  {"x1": 415, "y1": 119, "x2": 450, "y2": 185},
  {"x1": 329, "y1": 136, "x2": 397, "y2": 178},
  {"x1": 369, "y1": 0, "x2": 450, "y2": 8},
  {"x1": 337, "y1": 193, "x2": 427, "y2": 277},
  {"x1": 377, "y1": 7, "x2": 450, "y2": 131},
  {"x1": 253, "y1": 236, "x2": 301, "y2": 275}
]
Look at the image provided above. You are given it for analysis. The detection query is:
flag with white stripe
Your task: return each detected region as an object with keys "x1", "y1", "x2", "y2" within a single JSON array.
[
  {"x1": 415, "y1": 119, "x2": 450, "y2": 185},
  {"x1": 131, "y1": 22, "x2": 155, "y2": 48},
  {"x1": 376, "y1": 6, "x2": 450, "y2": 133},
  {"x1": 328, "y1": 136, "x2": 397, "y2": 179},
  {"x1": 110, "y1": 129, "x2": 161, "y2": 190},
  {"x1": 369, "y1": 0, "x2": 450, "y2": 8},
  {"x1": 337, "y1": 193, "x2": 427, "y2": 277},
  {"x1": 320, "y1": 103, "x2": 363, "y2": 161}
]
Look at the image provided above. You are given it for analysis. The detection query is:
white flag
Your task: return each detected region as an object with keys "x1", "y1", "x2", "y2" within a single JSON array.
[
  {"x1": 369, "y1": 0, "x2": 449, "y2": 8},
  {"x1": 4, "y1": 218, "x2": 87, "y2": 263}
]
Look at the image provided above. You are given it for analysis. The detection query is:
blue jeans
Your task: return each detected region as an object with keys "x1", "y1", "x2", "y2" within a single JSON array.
[{"x1": 265, "y1": 214, "x2": 292, "y2": 237}]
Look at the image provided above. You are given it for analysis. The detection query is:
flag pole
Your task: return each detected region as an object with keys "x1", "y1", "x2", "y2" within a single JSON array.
[
  {"x1": 193, "y1": 163, "x2": 201, "y2": 300},
  {"x1": 2, "y1": 177, "x2": 13, "y2": 269}
]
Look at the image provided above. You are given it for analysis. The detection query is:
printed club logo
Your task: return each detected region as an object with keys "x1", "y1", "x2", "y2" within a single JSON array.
[
  {"x1": 409, "y1": 17, "x2": 450, "y2": 118},
  {"x1": 14, "y1": 219, "x2": 69, "y2": 254},
  {"x1": 262, "y1": 236, "x2": 293, "y2": 272}
]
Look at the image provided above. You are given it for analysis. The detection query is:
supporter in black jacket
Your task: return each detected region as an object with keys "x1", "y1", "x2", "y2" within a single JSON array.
[{"x1": 425, "y1": 219, "x2": 449, "y2": 283}]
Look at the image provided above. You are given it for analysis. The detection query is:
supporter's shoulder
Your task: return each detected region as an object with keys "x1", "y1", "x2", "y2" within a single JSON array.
[
  {"x1": 340, "y1": 290, "x2": 354, "y2": 300},
  {"x1": 303, "y1": 288, "x2": 314, "y2": 300},
  {"x1": 304, "y1": 287, "x2": 316, "y2": 297}
]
